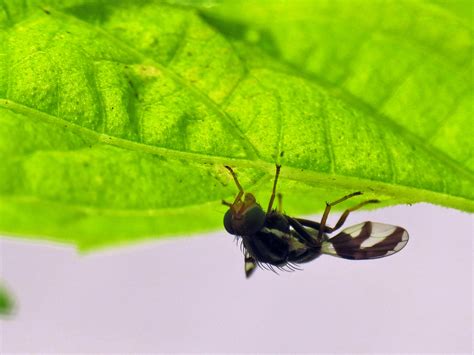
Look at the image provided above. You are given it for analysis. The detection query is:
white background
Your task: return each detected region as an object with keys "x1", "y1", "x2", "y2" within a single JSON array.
[{"x1": 0, "y1": 203, "x2": 472, "y2": 353}]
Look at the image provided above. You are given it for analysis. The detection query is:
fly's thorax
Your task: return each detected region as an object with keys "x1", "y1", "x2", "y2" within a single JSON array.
[
  {"x1": 242, "y1": 227, "x2": 290, "y2": 265},
  {"x1": 223, "y1": 193, "x2": 266, "y2": 236},
  {"x1": 264, "y1": 210, "x2": 290, "y2": 232}
]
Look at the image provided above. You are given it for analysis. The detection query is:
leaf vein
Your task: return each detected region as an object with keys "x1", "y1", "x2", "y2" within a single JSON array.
[
  {"x1": 269, "y1": 61, "x2": 474, "y2": 181},
  {"x1": 166, "y1": 18, "x2": 191, "y2": 65},
  {"x1": 50, "y1": 8, "x2": 261, "y2": 160},
  {"x1": 320, "y1": 96, "x2": 335, "y2": 174}
]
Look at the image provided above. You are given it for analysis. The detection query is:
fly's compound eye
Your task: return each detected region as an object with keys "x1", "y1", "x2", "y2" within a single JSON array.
[
  {"x1": 223, "y1": 209, "x2": 235, "y2": 235},
  {"x1": 223, "y1": 205, "x2": 266, "y2": 236}
]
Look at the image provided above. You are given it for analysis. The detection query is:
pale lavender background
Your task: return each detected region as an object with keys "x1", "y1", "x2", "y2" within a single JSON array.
[{"x1": 0, "y1": 203, "x2": 472, "y2": 354}]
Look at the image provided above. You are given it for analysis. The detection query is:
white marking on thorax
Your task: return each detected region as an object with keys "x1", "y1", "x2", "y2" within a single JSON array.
[{"x1": 261, "y1": 227, "x2": 288, "y2": 238}]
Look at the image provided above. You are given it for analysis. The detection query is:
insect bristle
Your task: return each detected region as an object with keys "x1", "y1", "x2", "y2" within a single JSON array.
[
  {"x1": 233, "y1": 236, "x2": 245, "y2": 253},
  {"x1": 286, "y1": 262, "x2": 302, "y2": 272},
  {"x1": 253, "y1": 261, "x2": 303, "y2": 274},
  {"x1": 256, "y1": 261, "x2": 279, "y2": 275}
]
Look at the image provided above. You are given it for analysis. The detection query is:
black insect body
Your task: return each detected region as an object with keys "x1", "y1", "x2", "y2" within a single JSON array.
[{"x1": 223, "y1": 165, "x2": 409, "y2": 278}]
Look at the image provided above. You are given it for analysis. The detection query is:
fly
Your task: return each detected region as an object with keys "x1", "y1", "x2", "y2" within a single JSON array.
[{"x1": 223, "y1": 165, "x2": 409, "y2": 278}]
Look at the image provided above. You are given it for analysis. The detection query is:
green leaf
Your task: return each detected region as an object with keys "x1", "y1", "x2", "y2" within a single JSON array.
[
  {"x1": 0, "y1": 0, "x2": 472, "y2": 250},
  {"x1": 203, "y1": 0, "x2": 474, "y2": 170},
  {"x1": 0, "y1": 283, "x2": 14, "y2": 316}
]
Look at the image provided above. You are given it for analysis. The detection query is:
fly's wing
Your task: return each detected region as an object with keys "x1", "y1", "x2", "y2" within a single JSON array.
[
  {"x1": 244, "y1": 251, "x2": 257, "y2": 278},
  {"x1": 322, "y1": 222, "x2": 408, "y2": 260}
]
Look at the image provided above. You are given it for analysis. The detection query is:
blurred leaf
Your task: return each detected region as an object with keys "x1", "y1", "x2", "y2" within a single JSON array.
[
  {"x1": 0, "y1": 284, "x2": 14, "y2": 316},
  {"x1": 0, "y1": 0, "x2": 472, "y2": 249}
]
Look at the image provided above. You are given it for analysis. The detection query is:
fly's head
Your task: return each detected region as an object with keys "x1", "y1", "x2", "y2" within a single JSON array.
[{"x1": 223, "y1": 192, "x2": 266, "y2": 237}]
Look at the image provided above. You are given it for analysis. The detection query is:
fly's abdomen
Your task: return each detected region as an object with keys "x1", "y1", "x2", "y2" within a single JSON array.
[
  {"x1": 287, "y1": 230, "x2": 322, "y2": 263},
  {"x1": 288, "y1": 247, "x2": 321, "y2": 263}
]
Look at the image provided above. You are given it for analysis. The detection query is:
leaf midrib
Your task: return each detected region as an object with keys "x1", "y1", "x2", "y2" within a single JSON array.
[
  {"x1": 2, "y1": 147, "x2": 474, "y2": 219},
  {"x1": 2, "y1": 97, "x2": 474, "y2": 213}
]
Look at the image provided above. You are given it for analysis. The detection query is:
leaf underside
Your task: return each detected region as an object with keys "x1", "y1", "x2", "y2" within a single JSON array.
[{"x1": 0, "y1": 0, "x2": 472, "y2": 250}]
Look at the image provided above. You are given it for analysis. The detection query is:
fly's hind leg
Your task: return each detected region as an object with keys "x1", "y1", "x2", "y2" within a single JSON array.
[
  {"x1": 330, "y1": 199, "x2": 380, "y2": 232},
  {"x1": 317, "y1": 192, "x2": 379, "y2": 239},
  {"x1": 284, "y1": 216, "x2": 320, "y2": 247}
]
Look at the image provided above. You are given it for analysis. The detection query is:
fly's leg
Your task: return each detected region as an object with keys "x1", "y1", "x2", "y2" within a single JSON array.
[
  {"x1": 291, "y1": 218, "x2": 331, "y2": 234},
  {"x1": 294, "y1": 196, "x2": 378, "y2": 235},
  {"x1": 328, "y1": 199, "x2": 380, "y2": 233},
  {"x1": 277, "y1": 193, "x2": 283, "y2": 214},
  {"x1": 318, "y1": 192, "x2": 379, "y2": 239},
  {"x1": 285, "y1": 194, "x2": 379, "y2": 246},
  {"x1": 266, "y1": 165, "x2": 281, "y2": 214},
  {"x1": 285, "y1": 216, "x2": 320, "y2": 247},
  {"x1": 244, "y1": 251, "x2": 257, "y2": 278},
  {"x1": 224, "y1": 166, "x2": 244, "y2": 205}
]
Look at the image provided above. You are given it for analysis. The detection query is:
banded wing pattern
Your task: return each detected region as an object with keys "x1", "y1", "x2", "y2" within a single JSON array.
[{"x1": 322, "y1": 222, "x2": 409, "y2": 260}]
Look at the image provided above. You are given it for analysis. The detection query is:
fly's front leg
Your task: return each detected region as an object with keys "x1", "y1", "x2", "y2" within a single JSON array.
[
  {"x1": 222, "y1": 200, "x2": 232, "y2": 207},
  {"x1": 225, "y1": 166, "x2": 244, "y2": 205},
  {"x1": 244, "y1": 251, "x2": 257, "y2": 278}
]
